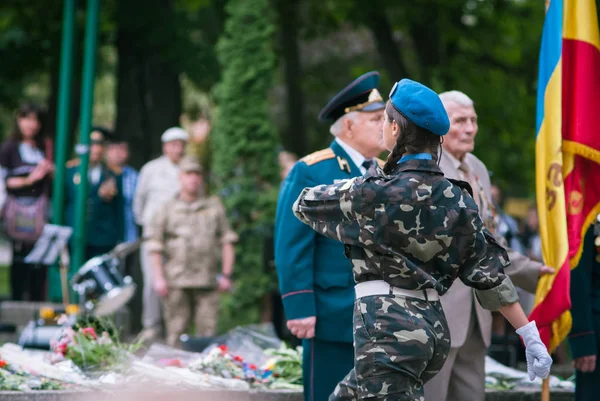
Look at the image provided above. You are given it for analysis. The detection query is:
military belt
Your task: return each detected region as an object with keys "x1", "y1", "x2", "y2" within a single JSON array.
[{"x1": 355, "y1": 280, "x2": 439, "y2": 301}]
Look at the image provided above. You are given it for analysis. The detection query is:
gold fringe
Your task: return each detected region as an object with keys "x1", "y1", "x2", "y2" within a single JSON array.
[{"x1": 563, "y1": 140, "x2": 600, "y2": 165}]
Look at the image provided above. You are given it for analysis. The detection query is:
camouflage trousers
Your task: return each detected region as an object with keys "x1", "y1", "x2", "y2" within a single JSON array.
[
  {"x1": 329, "y1": 294, "x2": 451, "y2": 401},
  {"x1": 162, "y1": 287, "x2": 220, "y2": 347}
]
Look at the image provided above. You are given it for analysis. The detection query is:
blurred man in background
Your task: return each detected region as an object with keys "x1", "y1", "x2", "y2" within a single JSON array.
[
  {"x1": 147, "y1": 156, "x2": 237, "y2": 347},
  {"x1": 134, "y1": 127, "x2": 188, "y2": 342},
  {"x1": 65, "y1": 128, "x2": 124, "y2": 261},
  {"x1": 106, "y1": 139, "x2": 139, "y2": 244}
]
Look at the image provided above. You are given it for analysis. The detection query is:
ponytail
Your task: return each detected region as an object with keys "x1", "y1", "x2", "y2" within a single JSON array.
[{"x1": 383, "y1": 134, "x2": 406, "y2": 174}]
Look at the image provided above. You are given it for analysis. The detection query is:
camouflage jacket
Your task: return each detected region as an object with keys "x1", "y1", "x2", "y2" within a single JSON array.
[{"x1": 292, "y1": 159, "x2": 518, "y2": 310}]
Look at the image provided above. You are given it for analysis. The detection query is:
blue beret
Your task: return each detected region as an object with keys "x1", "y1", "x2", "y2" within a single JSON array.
[
  {"x1": 388, "y1": 79, "x2": 450, "y2": 136},
  {"x1": 318, "y1": 71, "x2": 386, "y2": 122}
]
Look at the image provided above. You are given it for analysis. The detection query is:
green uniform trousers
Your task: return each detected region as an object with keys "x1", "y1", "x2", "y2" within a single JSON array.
[{"x1": 302, "y1": 338, "x2": 353, "y2": 401}]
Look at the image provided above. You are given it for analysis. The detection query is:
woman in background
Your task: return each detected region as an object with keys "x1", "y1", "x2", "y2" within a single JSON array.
[{"x1": 0, "y1": 103, "x2": 54, "y2": 301}]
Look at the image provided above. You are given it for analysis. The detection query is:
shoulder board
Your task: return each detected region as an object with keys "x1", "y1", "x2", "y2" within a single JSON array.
[
  {"x1": 375, "y1": 157, "x2": 386, "y2": 168},
  {"x1": 300, "y1": 148, "x2": 335, "y2": 166},
  {"x1": 448, "y1": 178, "x2": 473, "y2": 197},
  {"x1": 66, "y1": 158, "x2": 80, "y2": 168}
]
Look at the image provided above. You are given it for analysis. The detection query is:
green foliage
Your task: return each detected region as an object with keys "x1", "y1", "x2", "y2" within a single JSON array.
[
  {"x1": 297, "y1": 0, "x2": 544, "y2": 198},
  {"x1": 440, "y1": 0, "x2": 544, "y2": 198},
  {"x1": 211, "y1": 0, "x2": 280, "y2": 332},
  {"x1": 264, "y1": 344, "x2": 303, "y2": 389}
]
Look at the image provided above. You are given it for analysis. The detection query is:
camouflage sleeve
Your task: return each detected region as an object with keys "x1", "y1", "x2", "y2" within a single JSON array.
[
  {"x1": 292, "y1": 177, "x2": 365, "y2": 247},
  {"x1": 145, "y1": 204, "x2": 168, "y2": 254},
  {"x1": 214, "y1": 197, "x2": 239, "y2": 245},
  {"x1": 459, "y1": 210, "x2": 519, "y2": 311}
]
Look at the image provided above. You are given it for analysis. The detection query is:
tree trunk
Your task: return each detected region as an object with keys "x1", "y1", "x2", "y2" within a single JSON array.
[
  {"x1": 114, "y1": 0, "x2": 182, "y2": 169},
  {"x1": 275, "y1": 0, "x2": 307, "y2": 157},
  {"x1": 363, "y1": 2, "x2": 409, "y2": 80},
  {"x1": 407, "y1": 3, "x2": 462, "y2": 87}
]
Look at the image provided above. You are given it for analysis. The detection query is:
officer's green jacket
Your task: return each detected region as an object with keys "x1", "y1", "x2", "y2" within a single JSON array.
[
  {"x1": 64, "y1": 162, "x2": 125, "y2": 249},
  {"x1": 274, "y1": 140, "x2": 371, "y2": 344},
  {"x1": 568, "y1": 223, "x2": 600, "y2": 359}
]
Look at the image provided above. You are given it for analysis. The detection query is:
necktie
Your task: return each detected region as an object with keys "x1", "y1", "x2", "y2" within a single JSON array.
[
  {"x1": 362, "y1": 159, "x2": 375, "y2": 171},
  {"x1": 458, "y1": 162, "x2": 481, "y2": 209},
  {"x1": 459, "y1": 161, "x2": 496, "y2": 231}
]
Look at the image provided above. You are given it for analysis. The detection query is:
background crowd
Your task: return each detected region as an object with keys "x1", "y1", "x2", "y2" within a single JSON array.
[{"x1": 0, "y1": 100, "x2": 544, "y2": 350}]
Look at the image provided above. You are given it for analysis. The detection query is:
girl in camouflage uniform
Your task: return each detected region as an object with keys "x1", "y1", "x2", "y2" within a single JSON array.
[{"x1": 292, "y1": 79, "x2": 552, "y2": 401}]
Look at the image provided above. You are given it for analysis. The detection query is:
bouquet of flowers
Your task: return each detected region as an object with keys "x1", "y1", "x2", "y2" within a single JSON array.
[
  {"x1": 50, "y1": 315, "x2": 142, "y2": 373},
  {"x1": 189, "y1": 345, "x2": 262, "y2": 383},
  {"x1": 188, "y1": 343, "x2": 303, "y2": 390}
]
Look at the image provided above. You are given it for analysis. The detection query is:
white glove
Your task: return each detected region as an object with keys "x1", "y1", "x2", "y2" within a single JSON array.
[{"x1": 516, "y1": 321, "x2": 553, "y2": 380}]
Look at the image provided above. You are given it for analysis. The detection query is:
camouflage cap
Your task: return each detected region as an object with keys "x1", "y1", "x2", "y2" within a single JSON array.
[{"x1": 179, "y1": 156, "x2": 202, "y2": 173}]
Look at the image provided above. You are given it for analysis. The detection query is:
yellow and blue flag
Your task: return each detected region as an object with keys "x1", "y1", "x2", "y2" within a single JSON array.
[{"x1": 531, "y1": 0, "x2": 600, "y2": 352}]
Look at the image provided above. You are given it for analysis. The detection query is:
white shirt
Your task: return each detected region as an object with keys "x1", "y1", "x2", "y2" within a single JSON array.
[
  {"x1": 88, "y1": 164, "x2": 102, "y2": 185},
  {"x1": 133, "y1": 155, "x2": 181, "y2": 232},
  {"x1": 335, "y1": 138, "x2": 374, "y2": 175}
]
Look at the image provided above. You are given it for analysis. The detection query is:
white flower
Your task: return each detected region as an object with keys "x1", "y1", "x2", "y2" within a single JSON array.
[{"x1": 97, "y1": 332, "x2": 113, "y2": 345}]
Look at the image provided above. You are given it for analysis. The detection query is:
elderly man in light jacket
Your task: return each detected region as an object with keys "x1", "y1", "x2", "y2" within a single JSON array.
[
  {"x1": 133, "y1": 127, "x2": 189, "y2": 341},
  {"x1": 423, "y1": 90, "x2": 555, "y2": 401}
]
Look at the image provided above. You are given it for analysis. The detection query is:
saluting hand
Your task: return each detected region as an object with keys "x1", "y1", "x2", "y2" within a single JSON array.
[{"x1": 287, "y1": 316, "x2": 316, "y2": 339}]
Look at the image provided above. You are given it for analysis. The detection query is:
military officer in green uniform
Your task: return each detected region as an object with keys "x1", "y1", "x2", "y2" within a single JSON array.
[
  {"x1": 568, "y1": 214, "x2": 600, "y2": 401},
  {"x1": 64, "y1": 128, "x2": 124, "y2": 260},
  {"x1": 274, "y1": 71, "x2": 386, "y2": 401}
]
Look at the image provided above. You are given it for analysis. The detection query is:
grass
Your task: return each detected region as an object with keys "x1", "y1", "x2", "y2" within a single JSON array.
[{"x1": 0, "y1": 265, "x2": 9, "y2": 296}]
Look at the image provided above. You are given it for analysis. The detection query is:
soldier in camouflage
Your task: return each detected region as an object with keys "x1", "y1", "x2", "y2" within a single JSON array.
[{"x1": 292, "y1": 79, "x2": 553, "y2": 401}]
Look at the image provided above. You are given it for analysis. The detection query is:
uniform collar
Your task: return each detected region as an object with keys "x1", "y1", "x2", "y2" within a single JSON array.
[
  {"x1": 330, "y1": 139, "x2": 361, "y2": 175},
  {"x1": 334, "y1": 138, "x2": 366, "y2": 169},
  {"x1": 398, "y1": 153, "x2": 433, "y2": 163},
  {"x1": 392, "y1": 159, "x2": 444, "y2": 176},
  {"x1": 173, "y1": 194, "x2": 209, "y2": 211}
]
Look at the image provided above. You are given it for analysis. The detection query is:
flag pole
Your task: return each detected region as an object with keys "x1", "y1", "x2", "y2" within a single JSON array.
[{"x1": 541, "y1": 377, "x2": 550, "y2": 401}]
